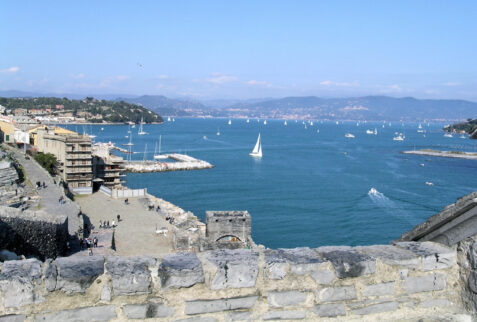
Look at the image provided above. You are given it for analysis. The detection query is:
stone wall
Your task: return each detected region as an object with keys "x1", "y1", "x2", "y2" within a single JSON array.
[
  {"x1": 0, "y1": 206, "x2": 68, "y2": 260},
  {"x1": 0, "y1": 241, "x2": 471, "y2": 321}
]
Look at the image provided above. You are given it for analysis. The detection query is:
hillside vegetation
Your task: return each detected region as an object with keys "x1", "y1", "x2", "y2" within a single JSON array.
[
  {"x1": 445, "y1": 119, "x2": 477, "y2": 138},
  {"x1": 0, "y1": 97, "x2": 163, "y2": 123}
]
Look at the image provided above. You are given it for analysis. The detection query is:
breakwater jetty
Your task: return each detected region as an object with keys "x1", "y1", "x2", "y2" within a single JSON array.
[
  {"x1": 402, "y1": 149, "x2": 477, "y2": 160},
  {"x1": 124, "y1": 153, "x2": 214, "y2": 173}
]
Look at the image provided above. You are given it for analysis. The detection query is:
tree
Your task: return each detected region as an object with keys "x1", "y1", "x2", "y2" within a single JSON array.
[{"x1": 34, "y1": 152, "x2": 58, "y2": 175}]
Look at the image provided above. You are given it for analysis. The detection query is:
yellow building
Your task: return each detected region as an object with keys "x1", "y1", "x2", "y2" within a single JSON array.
[
  {"x1": 29, "y1": 125, "x2": 77, "y2": 146},
  {"x1": 0, "y1": 119, "x2": 16, "y2": 143}
]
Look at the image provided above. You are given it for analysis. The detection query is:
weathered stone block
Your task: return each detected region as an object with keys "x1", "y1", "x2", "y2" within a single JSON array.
[
  {"x1": 310, "y1": 270, "x2": 336, "y2": 285},
  {"x1": 318, "y1": 286, "x2": 356, "y2": 302},
  {"x1": 262, "y1": 310, "x2": 306, "y2": 320},
  {"x1": 55, "y1": 256, "x2": 104, "y2": 293},
  {"x1": 227, "y1": 311, "x2": 251, "y2": 321},
  {"x1": 35, "y1": 305, "x2": 116, "y2": 321},
  {"x1": 105, "y1": 256, "x2": 155, "y2": 295},
  {"x1": 356, "y1": 245, "x2": 419, "y2": 268},
  {"x1": 43, "y1": 259, "x2": 57, "y2": 292},
  {"x1": 0, "y1": 259, "x2": 43, "y2": 308},
  {"x1": 264, "y1": 249, "x2": 287, "y2": 280},
  {"x1": 159, "y1": 252, "x2": 204, "y2": 289},
  {"x1": 0, "y1": 258, "x2": 42, "y2": 281},
  {"x1": 185, "y1": 296, "x2": 258, "y2": 315},
  {"x1": 123, "y1": 303, "x2": 174, "y2": 319},
  {"x1": 394, "y1": 242, "x2": 456, "y2": 271},
  {"x1": 402, "y1": 273, "x2": 447, "y2": 294},
  {"x1": 351, "y1": 301, "x2": 398, "y2": 315},
  {"x1": 317, "y1": 247, "x2": 376, "y2": 278},
  {"x1": 0, "y1": 315, "x2": 26, "y2": 322},
  {"x1": 175, "y1": 318, "x2": 218, "y2": 322},
  {"x1": 206, "y1": 249, "x2": 259, "y2": 289},
  {"x1": 420, "y1": 298, "x2": 451, "y2": 308},
  {"x1": 362, "y1": 282, "x2": 395, "y2": 297},
  {"x1": 281, "y1": 248, "x2": 328, "y2": 275},
  {"x1": 314, "y1": 303, "x2": 346, "y2": 317},
  {"x1": 267, "y1": 291, "x2": 308, "y2": 307}
]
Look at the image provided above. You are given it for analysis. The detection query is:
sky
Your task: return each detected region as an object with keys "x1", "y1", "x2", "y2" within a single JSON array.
[{"x1": 1, "y1": 1, "x2": 477, "y2": 101}]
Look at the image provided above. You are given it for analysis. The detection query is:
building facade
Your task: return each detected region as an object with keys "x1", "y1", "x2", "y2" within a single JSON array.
[
  {"x1": 36, "y1": 128, "x2": 93, "y2": 194},
  {"x1": 92, "y1": 144, "x2": 125, "y2": 189}
]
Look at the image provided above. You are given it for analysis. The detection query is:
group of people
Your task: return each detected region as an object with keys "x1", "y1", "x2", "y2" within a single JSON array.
[
  {"x1": 79, "y1": 236, "x2": 98, "y2": 254},
  {"x1": 36, "y1": 181, "x2": 46, "y2": 189},
  {"x1": 99, "y1": 215, "x2": 121, "y2": 229}
]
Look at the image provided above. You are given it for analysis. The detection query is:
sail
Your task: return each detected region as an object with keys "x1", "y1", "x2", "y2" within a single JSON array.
[{"x1": 250, "y1": 133, "x2": 262, "y2": 157}]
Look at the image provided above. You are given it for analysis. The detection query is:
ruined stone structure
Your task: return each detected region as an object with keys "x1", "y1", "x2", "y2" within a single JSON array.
[
  {"x1": 0, "y1": 243, "x2": 472, "y2": 320},
  {"x1": 1, "y1": 191, "x2": 477, "y2": 320},
  {"x1": 204, "y1": 211, "x2": 253, "y2": 250},
  {"x1": 0, "y1": 206, "x2": 68, "y2": 260}
]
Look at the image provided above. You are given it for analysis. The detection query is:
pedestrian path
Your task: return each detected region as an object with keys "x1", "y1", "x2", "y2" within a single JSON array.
[{"x1": 5, "y1": 146, "x2": 81, "y2": 235}]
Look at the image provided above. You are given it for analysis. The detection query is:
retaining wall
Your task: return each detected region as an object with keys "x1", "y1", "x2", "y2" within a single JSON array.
[
  {"x1": 0, "y1": 241, "x2": 470, "y2": 321},
  {"x1": 0, "y1": 206, "x2": 68, "y2": 261}
]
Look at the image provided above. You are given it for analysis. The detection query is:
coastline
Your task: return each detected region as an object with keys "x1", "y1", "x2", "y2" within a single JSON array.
[{"x1": 402, "y1": 149, "x2": 477, "y2": 160}]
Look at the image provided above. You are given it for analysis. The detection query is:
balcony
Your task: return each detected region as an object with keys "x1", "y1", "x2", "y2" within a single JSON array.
[{"x1": 66, "y1": 174, "x2": 93, "y2": 181}]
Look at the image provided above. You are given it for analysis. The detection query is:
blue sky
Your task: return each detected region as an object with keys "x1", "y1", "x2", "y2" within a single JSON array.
[{"x1": 1, "y1": 1, "x2": 476, "y2": 100}]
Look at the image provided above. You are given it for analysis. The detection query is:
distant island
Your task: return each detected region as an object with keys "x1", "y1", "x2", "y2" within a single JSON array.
[
  {"x1": 0, "y1": 96, "x2": 163, "y2": 124},
  {"x1": 444, "y1": 118, "x2": 477, "y2": 139}
]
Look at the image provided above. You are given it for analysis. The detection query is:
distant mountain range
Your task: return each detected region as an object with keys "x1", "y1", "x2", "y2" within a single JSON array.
[
  {"x1": 1, "y1": 90, "x2": 476, "y2": 121},
  {"x1": 221, "y1": 96, "x2": 477, "y2": 121},
  {"x1": 117, "y1": 95, "x2": 205, "y2": 117}
]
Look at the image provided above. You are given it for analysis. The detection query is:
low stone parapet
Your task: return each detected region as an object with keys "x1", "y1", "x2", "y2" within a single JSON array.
[{"x1": 0, "y1": 242, "x2": 470, "y2": 320}]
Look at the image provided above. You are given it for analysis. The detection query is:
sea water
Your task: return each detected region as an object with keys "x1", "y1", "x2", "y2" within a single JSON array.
[{"x1": 69, "y1": 119, "x2": 477, "y2": 248}]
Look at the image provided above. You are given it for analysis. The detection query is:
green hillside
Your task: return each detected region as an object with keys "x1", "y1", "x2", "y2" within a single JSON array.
[{"x1": 0, "y1": 97, "x2": 163, "y2": 123}]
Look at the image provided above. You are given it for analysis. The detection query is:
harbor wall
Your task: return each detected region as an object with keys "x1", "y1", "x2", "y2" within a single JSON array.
[{"x1": 0, "y1": 241, "x2": 472, "y2": 321}]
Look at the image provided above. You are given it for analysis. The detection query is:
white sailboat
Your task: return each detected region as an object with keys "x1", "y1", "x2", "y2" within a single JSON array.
[
  {"x1": 138, "y1": 117, "x2": 147, "y2": 135},
  {"x1": 249, "y1": 133, "x2": 262, "y2": 158},
  {"x1": 154, "y1": 135, "x2": 168, "y2": 160},
  {"x1": 263, "y1": 120, "x2": 267, "y2": 125},
  {"x1": 167, "y1": 117, "x2": 171, "y2": 122},
  {"x1": 345, "y1": 133, "x2": 355, "y2": 138},
  {"x1": 284, "y1": 120, "x2": 287, "y2": 126},
  {"x1": 228, "y1": 119, "x2": 232, "y2": 125},
  {"x1": 246, "y1": 119, "x2": 250, "y2": 123},
  {"x1": 374, "y1": 128, "x2": 378, "y2": 135},
  {"x1": 216, "y1": 128, "x2": 221, "y2": 136},
  {"x1": 366, "y1": 129, "x2": 374, "y2": 135},
  {"x1": 123, "y1": 133, "x2": 134, "y2": 146}
]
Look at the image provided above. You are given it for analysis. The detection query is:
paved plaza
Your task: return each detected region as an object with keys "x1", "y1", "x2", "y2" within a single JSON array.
[{"x1": 75, "y1": 192, "x2": 174, "y2": 258}]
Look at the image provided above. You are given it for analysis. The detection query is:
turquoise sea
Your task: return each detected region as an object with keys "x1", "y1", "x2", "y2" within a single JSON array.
[{"x1": 67, "y1": 119, "x2": 477, "y2": 248}]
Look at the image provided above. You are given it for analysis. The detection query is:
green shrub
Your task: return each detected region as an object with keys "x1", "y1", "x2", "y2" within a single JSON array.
[{"x1": 34, "y1": 152, "x2": 58, "y2": 175}]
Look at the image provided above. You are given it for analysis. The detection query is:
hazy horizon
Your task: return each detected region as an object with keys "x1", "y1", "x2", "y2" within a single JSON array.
[{"x1": 1, "y1": 1, "x2": 476, "y2": 100}]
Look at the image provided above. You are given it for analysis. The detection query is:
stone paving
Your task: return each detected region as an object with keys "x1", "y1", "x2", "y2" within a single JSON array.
[
  {"x1": 75, "y1": 192, "x2": 174, "y2": 258},
  {"x1": 4, "y1": 145, "x2": 81, "y2": 235}
]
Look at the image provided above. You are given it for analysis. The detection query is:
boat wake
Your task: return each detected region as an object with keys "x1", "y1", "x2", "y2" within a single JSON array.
[{"x1": 368, "y1": 188, "x2": 391, "y2": 205}]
